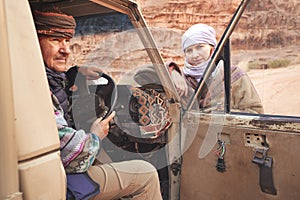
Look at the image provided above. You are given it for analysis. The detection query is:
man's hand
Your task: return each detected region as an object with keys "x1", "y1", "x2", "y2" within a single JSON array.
[
  {"x1": 90, "y1": 111, "x2": 116, "y2": 140},
  {"x1": 78, "y1": 66, "x2": 103, "y2": 80},
  {"x1": 171, "y1": 70, "x2": 189, "y2": 97}
]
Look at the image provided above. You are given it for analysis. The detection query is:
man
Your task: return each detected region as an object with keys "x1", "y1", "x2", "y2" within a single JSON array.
[{"x1": 33, "y1": 7, "x2": 162, "y2": 200}]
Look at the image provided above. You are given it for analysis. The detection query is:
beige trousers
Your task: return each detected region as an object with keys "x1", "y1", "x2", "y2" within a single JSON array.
[{"x1": 88, "y1": 160, "x2": 162, "y2": 200}]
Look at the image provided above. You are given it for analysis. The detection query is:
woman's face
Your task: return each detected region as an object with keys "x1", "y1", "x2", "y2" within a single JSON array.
[{"x1": 184, "y1": 43, "x2": 214, "y2": 66}]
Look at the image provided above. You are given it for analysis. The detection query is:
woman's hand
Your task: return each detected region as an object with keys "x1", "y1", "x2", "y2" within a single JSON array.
[
  {"x1": 171, "y1": 70, "x2": 189, "y2": 97},
  {"x1": 90, "y1": 111, "x2": 116, "y2": 140},
  {"x1": 78, "y1": 66, "x2": 103, "y2": 80}
]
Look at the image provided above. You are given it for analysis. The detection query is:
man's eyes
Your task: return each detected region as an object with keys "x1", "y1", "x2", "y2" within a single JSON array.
[
  {"x1": 50, "y1": 38, "x2": 70, "y2": 42},
  {"x1": 50, "y1": 38, "x2": 60, "y2": 42}
]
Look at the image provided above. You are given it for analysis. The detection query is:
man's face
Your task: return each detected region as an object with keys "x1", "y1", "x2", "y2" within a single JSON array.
[
  {"x1": 184, "y1": 43, "x2": 214, "y2": 66},
  {"x1": 39, "y1": 36, "x2": 71, "y2": 72}
]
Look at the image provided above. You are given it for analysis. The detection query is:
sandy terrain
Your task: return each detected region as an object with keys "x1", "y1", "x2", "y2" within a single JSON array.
[{"x1": 248, "y1": 65, "x2": 300, "y2": 117}]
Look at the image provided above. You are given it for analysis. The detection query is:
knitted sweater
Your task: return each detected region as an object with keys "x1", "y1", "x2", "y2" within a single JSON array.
[{"x1": 48, "y1": 68, "x2": 101, "y2": 173}]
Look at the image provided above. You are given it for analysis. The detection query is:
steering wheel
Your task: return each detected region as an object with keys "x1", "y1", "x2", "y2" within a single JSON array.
[{"x1": 70, "y1": 72, "x2": 117, "y2": 132}]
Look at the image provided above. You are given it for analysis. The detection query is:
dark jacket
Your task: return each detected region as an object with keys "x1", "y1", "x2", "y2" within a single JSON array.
[{"x1": 46, "y1": 66, "x2": 78, "y2": 124}]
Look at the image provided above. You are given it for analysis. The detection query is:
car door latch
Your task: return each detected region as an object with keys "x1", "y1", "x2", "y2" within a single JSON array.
[{"x1": 252, "y1": 148, "x2": 277, "y2": 195}]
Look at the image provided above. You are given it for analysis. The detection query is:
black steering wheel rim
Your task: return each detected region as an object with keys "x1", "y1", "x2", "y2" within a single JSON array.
[{"x1": 70, "y1": 72, "x2": 117, "y2": 131}]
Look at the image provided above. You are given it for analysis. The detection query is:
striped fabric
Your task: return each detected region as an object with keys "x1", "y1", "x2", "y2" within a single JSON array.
[{"x1": 53, "y1": 94, "x2": 100, "y2": 173}]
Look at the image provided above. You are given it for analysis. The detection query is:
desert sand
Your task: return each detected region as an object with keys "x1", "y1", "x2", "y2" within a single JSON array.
[{"x1": 248, "y1": 65, "x2": 300, "y2": 117}]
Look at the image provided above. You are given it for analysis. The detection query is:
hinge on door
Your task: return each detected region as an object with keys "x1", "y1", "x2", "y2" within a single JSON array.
[
  {"x1": 170, "y1": 157, "x2": 182, "y2": 176},
  {"x1": 252, "y1": 148, "x2": 277, "y2": 195}
]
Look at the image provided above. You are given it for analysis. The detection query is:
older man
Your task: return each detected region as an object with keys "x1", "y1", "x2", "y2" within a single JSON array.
[{"x1": 33, "y1": 7, "x2": 162, "y2": 200}]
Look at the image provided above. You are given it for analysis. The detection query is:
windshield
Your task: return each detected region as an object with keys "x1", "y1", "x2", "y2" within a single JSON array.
[{"x1": 68, "y1": 12, "x2": 156, "y2": 86}]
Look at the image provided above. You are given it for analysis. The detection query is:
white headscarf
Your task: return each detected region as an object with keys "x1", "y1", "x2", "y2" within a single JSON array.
[
  {"x1": 181, "y1": 24, "x2": 217, "y2": 81},
  {"x1": 182, "y1": 23, "x2": 217, "y2": 52}
]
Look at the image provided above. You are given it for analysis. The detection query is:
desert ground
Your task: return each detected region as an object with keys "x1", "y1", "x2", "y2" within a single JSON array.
[
  {"x1": 231, "y1": 45, "x2": 300, "y2": 117},
  {"x1": 248, "y1": 64, "x2": 300, "y2": 117}
]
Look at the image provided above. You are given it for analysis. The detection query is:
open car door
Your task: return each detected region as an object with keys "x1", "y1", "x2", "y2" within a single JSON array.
[{"x1": 180, "y1": 0, "x2": 300, "y2": 199}]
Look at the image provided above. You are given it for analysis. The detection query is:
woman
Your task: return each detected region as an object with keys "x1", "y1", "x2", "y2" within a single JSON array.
[{"x1": 169, "y1": 23, "x2": 264, "y2": 114}]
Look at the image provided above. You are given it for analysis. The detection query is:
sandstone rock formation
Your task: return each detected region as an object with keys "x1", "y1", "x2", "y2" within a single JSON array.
[
  {"x1": 137, "y1": 0, "x2": 300, "y2": 66},
  {"x1": 69, "y1": 0, "x2": 299, "y2": 81}
]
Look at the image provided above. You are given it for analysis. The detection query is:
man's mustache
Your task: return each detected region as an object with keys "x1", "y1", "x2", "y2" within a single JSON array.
[{"x1": 56, "y1": 53, "x2": 69, "y2": 60}]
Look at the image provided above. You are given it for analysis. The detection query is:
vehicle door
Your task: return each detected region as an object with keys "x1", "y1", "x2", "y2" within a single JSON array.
[
  {"x1": 1, "y1": 0, "x2": 67, "y2": 199},
  {"x1": 180, "y1": 0, "x2": 300, "y2": 199}
]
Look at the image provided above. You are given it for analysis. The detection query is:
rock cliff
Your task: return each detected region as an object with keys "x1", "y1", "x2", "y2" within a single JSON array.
[
  {"x1": 136, "y1": 0, "x2": 300, "y2": 65},
  {"x1": 69, "y1": 0, "x2": 299, "y2": 79}
]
